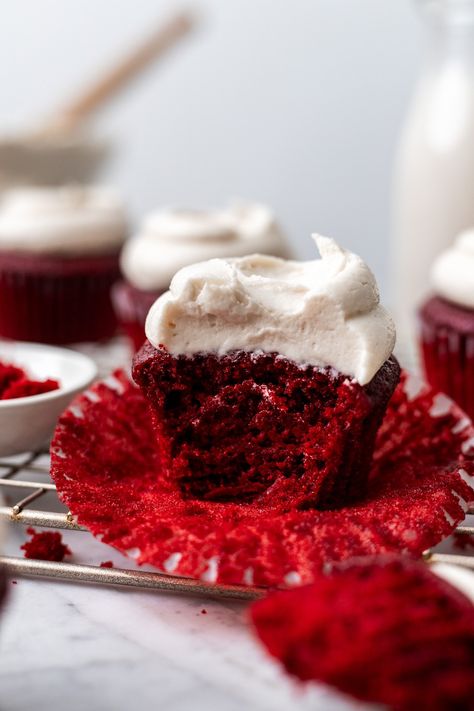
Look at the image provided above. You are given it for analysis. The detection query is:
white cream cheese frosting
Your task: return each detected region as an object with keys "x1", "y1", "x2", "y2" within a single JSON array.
[
  {"x1": 120, "y1": 202, "x2": 289, "y2": 291},
  {"x1": 145, "y1": 235, "x2": 396, "y2": 385},
  {"x1": 431, "y1": 230, "x2": 474, "y2": 309},
  {"x1": 0, "y1": 186, "x2": 127, "y2": 256}
]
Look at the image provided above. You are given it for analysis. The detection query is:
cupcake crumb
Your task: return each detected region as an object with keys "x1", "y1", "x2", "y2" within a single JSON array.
[{"x1": 21, "y1": 527, "x2": 71, "y2": 562}]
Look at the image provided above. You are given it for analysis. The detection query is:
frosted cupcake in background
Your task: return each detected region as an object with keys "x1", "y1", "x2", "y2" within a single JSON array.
[
  {"x1": 419, "y1": 230, "x2": 474, "y2": 419},
  {"x1": 0, "y1": 186, "x2": 127, "y2": 344},
  {"x1": 113, "y1": 201, "x2": 290, "y2": 351}
]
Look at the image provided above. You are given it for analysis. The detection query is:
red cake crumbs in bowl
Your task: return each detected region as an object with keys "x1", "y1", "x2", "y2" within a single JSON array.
[
  {"x1": 0, "y1": 359, "x2": 59, "y2": 400},
  {"x1": 50, "y1": 369, "x2": 474, "y2": 587},
  {"x1": 21, "y1": 527, "x2": 71, "y2": 562},
  {"x1": 132, "y1": 344, "x2": 400, "y2": 510},
  {"x1": 250, "y1": 556, "x2": 474, "y2": 711}
]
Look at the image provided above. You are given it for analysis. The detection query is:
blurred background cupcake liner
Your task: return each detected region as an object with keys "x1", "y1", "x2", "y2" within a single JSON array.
[{"x1": 0, "y1": 251, "x2": 120, "y2": 344}]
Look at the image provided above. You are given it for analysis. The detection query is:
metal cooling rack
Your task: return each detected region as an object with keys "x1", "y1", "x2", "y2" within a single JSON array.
[
  {"x1": 0, "y1": 450, "x2": 261, "y2": 601},
  {"x1": 0, "y1": 451, "x2": 473, "y2": 601}
]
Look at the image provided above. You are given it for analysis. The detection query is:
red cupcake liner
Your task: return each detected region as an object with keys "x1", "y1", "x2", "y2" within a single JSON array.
[
  {"x1": 111, "y1": 280, "x2": 162, "y2": 351},
  {"x1": 0, "y1": 251, "x2": 120, "y2": 344},
  {"x1": 50, "y1": 370, "x2": 474, "y2": 587},
  {"x1": 419, "y1": 296, "x2": 474, "y2": 420},
  {"x1": 251, "y1": 555, "x2": 474, "y2": 711}
]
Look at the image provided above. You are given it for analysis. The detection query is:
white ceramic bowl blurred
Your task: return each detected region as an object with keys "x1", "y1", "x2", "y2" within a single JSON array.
[{"x1": 0, "y1": 341, "x2": 97, "y2": 457}]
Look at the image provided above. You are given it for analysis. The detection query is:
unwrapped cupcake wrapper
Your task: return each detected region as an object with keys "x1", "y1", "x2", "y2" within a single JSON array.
[
  {"x1": 51, "y1": 369, "x2": 474, "y2": 587},
  {"x1": 0, "y1": 253, "x2": 120, "y2": 344},
  {"x1": 420, "y1": 319, "x2": 474, "y2": 421}
]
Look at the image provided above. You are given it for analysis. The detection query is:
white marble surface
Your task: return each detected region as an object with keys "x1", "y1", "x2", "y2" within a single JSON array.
[
  {"x1": 0, "y1": 523, "x2": 365, "y2": 711},
  {"x1": 0, "y1": 338, "x2": 454, "y2": 711}
]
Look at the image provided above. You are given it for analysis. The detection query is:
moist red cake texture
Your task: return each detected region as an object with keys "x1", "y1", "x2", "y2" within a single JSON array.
[
  {"x1": 112, "y1": 280, "x2": 162, "y2": 351},
  {"x1": 21, "y1": 528, "x2": 71, "y2": 562},
  {"x1": 251, "y1": 556, "x2": 474, "y2": 711},
  {"x1": 419, "y1": 295, "x2": 474, "y2": 419},
  {"x1": 132, "y1": 343, "x2": 401, "y2": 510},
  {"x1": 50, "y1": 369, "x2": 474, "y2": 586},
  {"x1": 0, "y1": 359, "x2": 59, "y2": 400},
  {"x1": 0, "y1": 250, "x2": 120, "y2": 344}
]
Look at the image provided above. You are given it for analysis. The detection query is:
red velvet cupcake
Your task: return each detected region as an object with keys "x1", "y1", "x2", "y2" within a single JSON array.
[
  {"x1": 419, "y1": 230, "x2": 474, "y2": 419},
  {"x1": 251, "y1": 556, "x2": 474, "y2": 711},
  {"x1": 0, "y1": 186, "x2": 127, "y2": 344},
  {"x1": 115, "y1": 202, "x2": 290, "y2": 351},
  {"x1": 133, "y1": 235, "x2": 399, "y2": 510}
]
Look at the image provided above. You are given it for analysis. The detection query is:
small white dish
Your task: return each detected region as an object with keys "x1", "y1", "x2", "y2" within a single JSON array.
[{"x1": 0, "y1": 341, "x2": 97, "y2": 457}]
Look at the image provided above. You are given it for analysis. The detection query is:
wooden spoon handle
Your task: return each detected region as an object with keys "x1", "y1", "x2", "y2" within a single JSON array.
[{"x1": 37, "y1": 10, "x2": 195, "y2": 136}]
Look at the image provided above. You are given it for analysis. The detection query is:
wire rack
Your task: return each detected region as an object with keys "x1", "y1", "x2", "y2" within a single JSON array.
[
  {"x1": 0, "y1": 450, "x2": 262, "y2": 601},
  {"x1": 0, "y1": 450, "x2": 473, "y2": 601}
]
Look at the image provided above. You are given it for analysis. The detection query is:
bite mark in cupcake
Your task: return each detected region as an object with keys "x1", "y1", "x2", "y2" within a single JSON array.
[{"x1": 133, "y1": 236, "x2": 398, "y2": 509}]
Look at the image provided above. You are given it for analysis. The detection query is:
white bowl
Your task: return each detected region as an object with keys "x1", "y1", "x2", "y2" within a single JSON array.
[{"x1": 0, "y1": 341, "x2": 97, "y2": 457}]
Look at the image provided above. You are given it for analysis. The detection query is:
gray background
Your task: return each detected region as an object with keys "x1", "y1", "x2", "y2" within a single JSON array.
[{"x1": 0, "y1": 0, "x2": 423, "y2": 294}]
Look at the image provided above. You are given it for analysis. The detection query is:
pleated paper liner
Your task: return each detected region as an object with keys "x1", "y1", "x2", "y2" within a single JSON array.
[
  {"x1": 51, "y1": 370, "x2": 474, "y2": 587},
  {"x1": 419, "y1": 295, "x2": 474, "y2": 420}
]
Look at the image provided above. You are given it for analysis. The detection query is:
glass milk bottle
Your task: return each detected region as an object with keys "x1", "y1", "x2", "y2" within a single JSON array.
[{"x1": 392, "y1": 0, "x2": 474, "y2": 342}]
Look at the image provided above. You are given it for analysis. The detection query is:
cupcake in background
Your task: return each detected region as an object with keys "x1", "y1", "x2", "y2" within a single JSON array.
[
  {"x1": 113, "y1": 201, "x2": 290, "y2": 351},
  {"x1": 419, "y1": 229, "x2": 474, "y2": 419},
  {"x1": 0, "y1": 186, "x2": 127, "y2": 344}
]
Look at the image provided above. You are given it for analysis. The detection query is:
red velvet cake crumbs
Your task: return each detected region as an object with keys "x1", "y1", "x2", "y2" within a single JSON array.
[
  {"x1": 251, "y1": 556, "x2": 474, "y2": 711},
  {"x1": 50, "y1": 370, "x2": 474, "y2": 587},
  {"x1": 21, "y1": 527, "x2": 71, "y2": 562},
  {"x1": 100, "y1": 560, "x2": 114, "y2": 568},
  {"x1": 0, "y1": 359, "x2": 59, "y2": 400},
  {"x1": 0, "y1": 361, "x2": 24, "y2": 393},
  {"x1": 2, "y1": 377, "x2": 59, "y2": 400},
  {"x1": 132, "y1": 344, "x2": 400, "y2": 510}
]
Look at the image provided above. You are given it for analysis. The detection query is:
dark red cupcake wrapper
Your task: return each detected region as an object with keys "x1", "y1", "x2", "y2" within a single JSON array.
[
  {"x1": 50, "y1": 369, "x2": 474, "y2": 587},
  {"x1": 0, "y1": 251, "x2": 120, "y2": 344},
  {"x1": 111, "y1": 281, "x2": 162, "y2": 351},
  {"x1": 419, "y1": 317, "x2": 474, "y2": 421}
]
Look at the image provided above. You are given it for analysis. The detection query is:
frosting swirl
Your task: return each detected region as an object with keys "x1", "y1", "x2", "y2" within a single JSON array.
[
  {"x1": 120, "y1": 202, "x2": 289, "y2": 291},
  {"x1": 431, "y1": 230, "x2": 474, "y2": 309},
  {"x1": 0, "y1": 186, "x2": 127, "y2": 256},
  {"x1": 145, "y1": 235, "x2": 395, "y2": 385}
]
